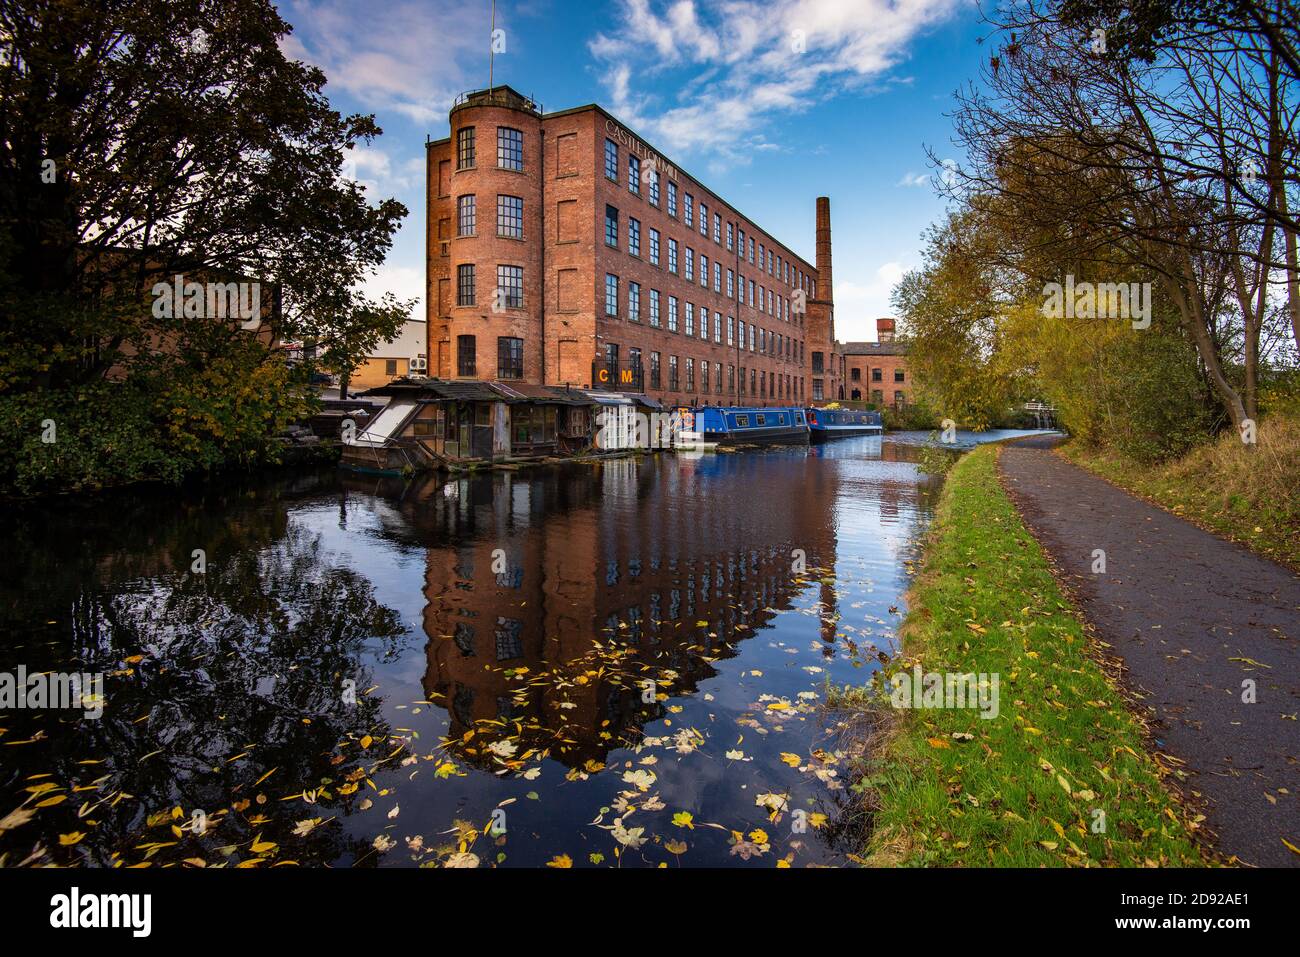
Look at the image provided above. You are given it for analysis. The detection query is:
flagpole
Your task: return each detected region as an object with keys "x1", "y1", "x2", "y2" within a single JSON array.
[{"x1": 489, "y1": 0, "x2": 496, "y2": 91}]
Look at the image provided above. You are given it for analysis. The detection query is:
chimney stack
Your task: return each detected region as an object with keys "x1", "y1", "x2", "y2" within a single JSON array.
[{"x1": 815, "y1": 196, "x2": 833, "y2": 303}]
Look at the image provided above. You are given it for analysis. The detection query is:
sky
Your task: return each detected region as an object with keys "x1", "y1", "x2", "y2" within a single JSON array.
[{"x1": 278, "y1": 0, "x2": 990, "y2": 343}]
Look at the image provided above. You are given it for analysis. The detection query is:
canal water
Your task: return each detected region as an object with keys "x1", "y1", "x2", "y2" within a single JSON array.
[{"x1": 0, "y1": 431, "x2": 1052, "y2": 867}]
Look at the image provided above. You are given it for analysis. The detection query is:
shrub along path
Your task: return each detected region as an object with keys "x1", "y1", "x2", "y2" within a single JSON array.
[{"x1": 999, "y1": 435, "x2": 1300, "y2": 867}]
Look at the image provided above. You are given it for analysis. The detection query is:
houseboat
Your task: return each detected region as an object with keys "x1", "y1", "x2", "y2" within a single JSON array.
[
  {"x1": 687, "y1": 406, "x2": 810, "y2": 446},
  {"x1": 340, "y1": 378, "x2": 596, "y2": 475},
  {"x1": 805, "y1": 407, "x2": 884, "y2": 442}
]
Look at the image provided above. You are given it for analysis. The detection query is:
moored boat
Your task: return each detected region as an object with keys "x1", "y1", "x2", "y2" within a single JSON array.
[
  {"x1": 805, "y1": 407, "x2": 883, "y2": 442},
  {"x1": 687, "y1": 406, "x2": 810, "y2": 446}
]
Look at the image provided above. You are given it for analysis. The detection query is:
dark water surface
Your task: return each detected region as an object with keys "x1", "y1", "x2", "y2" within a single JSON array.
[{"x1": 1, "y1": 435, "x2": 956, "y2": 867}]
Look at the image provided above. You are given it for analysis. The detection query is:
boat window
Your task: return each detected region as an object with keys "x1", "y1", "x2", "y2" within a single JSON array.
[
  {"x1": 756, "y1": 414, "x2": 766, "y2": 426},
  {"x1": 777, "y1": 413, "x2": 786, "y2": 424},
  {"x1": 795, "y1": 413, "x2": 804, "y2": 424},
  {"x1": 735, "y1": 414, "x2": 749, "y2": 427}
]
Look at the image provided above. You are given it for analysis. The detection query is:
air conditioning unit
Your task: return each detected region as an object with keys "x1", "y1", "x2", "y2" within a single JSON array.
[{"x1": 411, "y1": 356, "x2": 427, "y2": 371}]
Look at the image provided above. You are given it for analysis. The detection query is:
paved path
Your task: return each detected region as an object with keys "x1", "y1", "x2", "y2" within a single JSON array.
[{"x1": 998, "y1": 436, "x2": 1299, "y2": 867}]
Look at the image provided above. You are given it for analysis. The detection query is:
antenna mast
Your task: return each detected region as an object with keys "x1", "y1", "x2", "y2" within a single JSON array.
[{"x1": 488, "y1": 0, "x2": 496, "y2": 91}]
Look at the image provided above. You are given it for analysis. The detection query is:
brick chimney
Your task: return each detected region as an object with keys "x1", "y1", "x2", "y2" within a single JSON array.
[
  {"x1": 815, "y1": 196, "x2": 833, "y2": 303},
  {"x1": 876, "y1": 317, "x2": 895, "y2": 342},
  {"x1": 807, "y1": 197, "x2": 839, "y2": 401}
]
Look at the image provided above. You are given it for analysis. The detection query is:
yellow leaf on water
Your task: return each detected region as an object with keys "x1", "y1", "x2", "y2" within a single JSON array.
[
  {"x1": 59, "y1": 831, "x2": 86, "y2": 846},
  {"x1": 0, "y1": 808, "x2": 36, "y2": 832},
  {"x1": 360, "y1": 735, "x2": 373, "y2": 749},
  {"x1": 779, "y1": 753, "x2": 801, "y2": 767},
  {"x1": 546, "y1": 854, "x2": 572, "y2": 868}
]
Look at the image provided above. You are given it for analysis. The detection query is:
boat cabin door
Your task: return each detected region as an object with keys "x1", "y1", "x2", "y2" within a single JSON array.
[{"x1": 444, "y1": 401, "x2": 474, "y2": 458}]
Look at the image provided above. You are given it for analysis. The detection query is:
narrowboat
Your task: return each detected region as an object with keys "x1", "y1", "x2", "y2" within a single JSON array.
[
  {"x1": 687, "y1": 406, "x2": 810, "y2": 446},
  {"x1": 805, "y1": 407, "x2": 884, "y2": 442}
]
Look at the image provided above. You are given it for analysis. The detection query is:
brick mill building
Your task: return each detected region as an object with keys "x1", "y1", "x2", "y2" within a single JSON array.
[
  {"x1": 425, "y1": 86, "x2": 841, "y2": 407},
  {"x1": 840, "y1": 318, "x2": 913, "y2": 407}
]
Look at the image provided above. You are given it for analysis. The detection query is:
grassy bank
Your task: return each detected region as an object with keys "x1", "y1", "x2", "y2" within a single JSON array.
[
  {"x1": 1061, "y1": 417, "x2": 1300, "y2": 573},
  {"x1": 841, "y1": 444, "x2": 1207, "y2": 867}
]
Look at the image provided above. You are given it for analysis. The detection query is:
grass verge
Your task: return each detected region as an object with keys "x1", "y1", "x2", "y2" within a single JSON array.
[
  {"x1": 839, "y1": 444, "x2": 1208, "y2": 867},
  {"x1": 1060, "y1": 417, "x2": 1300, "y2": 573}
]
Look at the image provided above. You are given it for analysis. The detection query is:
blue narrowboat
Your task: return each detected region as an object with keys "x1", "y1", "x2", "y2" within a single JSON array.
[
  {"x1": 685, "y1": 406, "x2": 810, "y2": 446},
  {"x1": 805, "y1": 407, "x2": 884, "y2": 442}
]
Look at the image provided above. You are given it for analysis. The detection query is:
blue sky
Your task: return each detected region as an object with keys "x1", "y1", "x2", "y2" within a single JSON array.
[{"x1": 279, "y1": 0, "x2": 989, "y2": 342}]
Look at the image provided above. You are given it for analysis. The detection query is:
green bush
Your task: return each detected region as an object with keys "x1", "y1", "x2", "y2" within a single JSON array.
[
  {"x1": 883, "y1": 399, "x2": 941, "y2": 431},
  {"x1": 0, "y1": 343, "x2": 316, "y2": 497}
]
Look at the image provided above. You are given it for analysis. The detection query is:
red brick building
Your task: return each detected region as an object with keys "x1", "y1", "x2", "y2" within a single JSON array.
[
  {"x1": 425, "y1": 86, "x2": 840, "y2": 407},
  {"x1": 840, "y1": 318, "x2": 913, "y2": 407}
]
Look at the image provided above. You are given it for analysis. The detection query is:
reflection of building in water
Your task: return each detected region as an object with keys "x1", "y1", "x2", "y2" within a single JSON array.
[{"x1": 402, "y1": 453, "x2": 844, "y2": 767}]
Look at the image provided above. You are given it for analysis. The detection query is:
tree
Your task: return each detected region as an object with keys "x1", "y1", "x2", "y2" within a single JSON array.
[
  {"x1": 891, "y1": 207, "x2": 1030, "y2": 428},
  {"x1": 319, "y1": 295, "x2": 413, "y2": 401},
  {"x1": 940, "y1": 0, "x2": 1299, "y2": 429},
  {"x1": 0, "y1": 0, "x2": 408, "y2": 389},
  {"x1": 895, "y1": 168, "x2": 1225, "y2": 458},
  {"x1": 0, "y1": 0, "x2": 411, "y2": 490}
]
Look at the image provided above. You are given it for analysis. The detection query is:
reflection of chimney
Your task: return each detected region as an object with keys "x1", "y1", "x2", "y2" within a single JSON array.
[
  {"x1": 815, "y1": 196, "x2": 833, "y2": 303},
  {"x1": 876, "y1": 317, "x2": 895, "y2": 342}
]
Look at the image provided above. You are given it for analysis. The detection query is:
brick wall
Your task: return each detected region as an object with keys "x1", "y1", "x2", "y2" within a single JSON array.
[
  {"x1": 427, "y1": 88, "x2": 830, "y2": 408},
  {"x1": 843, "y1": 353, "x2": 913, "y2": 406}
]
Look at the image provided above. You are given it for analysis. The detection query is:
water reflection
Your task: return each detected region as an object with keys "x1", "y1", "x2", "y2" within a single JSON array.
[
  {"x1": 1, "y1": 438, "x2": 941, "y2": 867},
  {"x1": 391, "y1": 454, "x2": 843, "y2": 771}
]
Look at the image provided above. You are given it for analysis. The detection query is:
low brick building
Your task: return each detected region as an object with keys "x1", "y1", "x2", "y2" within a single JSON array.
[
  {"x1": 840, "y1": 318, "x2": 913, "y2": 407},
  {"x1": 425, "y1": 85, "x2": 840, "y2": 408}
]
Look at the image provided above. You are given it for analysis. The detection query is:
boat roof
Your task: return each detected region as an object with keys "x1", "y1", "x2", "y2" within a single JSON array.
[{"x1": 694, "y1": 405, "x2": 804, "y2": 413}]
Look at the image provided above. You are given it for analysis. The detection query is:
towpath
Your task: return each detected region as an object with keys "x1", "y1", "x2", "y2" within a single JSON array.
[{"x1": 998, "y1": 435, "x2": 1299, "y2": 867}]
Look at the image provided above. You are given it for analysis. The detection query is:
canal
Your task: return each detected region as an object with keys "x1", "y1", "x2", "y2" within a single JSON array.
[{"x1": 0, "y1": 431, "x2": 1049, "y2": 867}]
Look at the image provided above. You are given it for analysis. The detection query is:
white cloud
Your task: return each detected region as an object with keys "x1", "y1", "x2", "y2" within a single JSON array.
[
  {"x1": 834, "y1": 261, "x2": 907, "y2": 340},
  {"x1": 896, "y1": 171, "x2": 929, "y2": 187},
  {"x1": 281, "y1": 0, "x2": 487, "y2": 126},
  {"x1": 364, "y1": 264, "x2": 424, "y2": 318},
  {"x1": 342, "y1": 147, "x2": 424, "y2": 197},
  {"x1": 588, "y1": 0, "x2": 965, "y2": 157}
]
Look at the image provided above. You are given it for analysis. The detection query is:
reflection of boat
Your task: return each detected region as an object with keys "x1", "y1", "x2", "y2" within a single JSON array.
[
  {"x1": 690, "y1": 406, "x2": 809, "y2": 445},
  {"x1": 805, "y1": 408, "x2": 883, "y2": 442}
]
